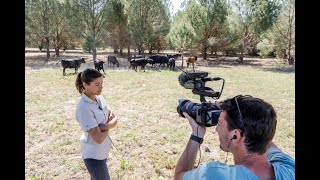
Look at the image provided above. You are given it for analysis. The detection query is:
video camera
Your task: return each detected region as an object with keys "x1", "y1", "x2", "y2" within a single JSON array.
[{"x1": 176, "y1": 71, "x2": 225, "y2": 127}]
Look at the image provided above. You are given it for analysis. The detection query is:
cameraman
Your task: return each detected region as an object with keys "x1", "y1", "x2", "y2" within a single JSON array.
[{"x1": 174, "y1": 95, "x2": 295, "y2": 180}]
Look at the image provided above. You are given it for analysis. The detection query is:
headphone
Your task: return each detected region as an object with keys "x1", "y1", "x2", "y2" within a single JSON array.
[
  {"x1": 230, "y1": 134, "x2": 237, "y2": 140},
  {"x1": 225, "y1": 134, "x2": 237, "y2": 164}
]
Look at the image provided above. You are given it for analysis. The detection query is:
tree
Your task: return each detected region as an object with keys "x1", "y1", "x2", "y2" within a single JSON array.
[
  {"x1": 184, "y1": 0, "x2": 228, "y2": 60},
  {"x1": 127, "y1": 0, "x2": 170, "y2": 55},
  {"x1": 229, "y1": 0, "x2": 281, "y2": 62},
  {"x1": 105, "y1": 0, "x2": 129, "y2": 55},
  {"x1": 25, "y1": 0, "x2": 57, "y2": 62},
  {"x1": 66, "y1": 0, "x2": 109, "y2": 61},
  {"x1": 51, "y1": 0, "x2": 68, "y2": 57},
  {"x1": 167, "y1": 11, "x2": 196, "y2": 67},
  {"x1": 271, "y1": 0, "x2": 295, "y2": 64}
]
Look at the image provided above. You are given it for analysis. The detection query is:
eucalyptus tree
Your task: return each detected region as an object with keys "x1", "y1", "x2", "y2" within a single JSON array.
[
  {"x1": 229, "y1": 0, "x2": 281, "y2": 62},
  {"x1": 25, "y1": 0, "x2": 58, "y2": 61},
  {"x1": 184, "y1": 0, "x2": 228, "y2": 60},
  {"x1": 167, "y1": 11, "x2": 196, "y2": 67},
  {"x1": 66, "y1": 0, "x2": 109, "y2": 61},
  {"x1": 127, "y1": 0, "x2": 170, "y2": 55}
]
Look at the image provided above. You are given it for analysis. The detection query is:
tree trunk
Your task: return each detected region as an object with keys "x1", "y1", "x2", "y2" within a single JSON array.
[
  {"x1": 181, "y1": 54, "x2": 184, "y2": 68},
  {"x1": 55, "y1": 48, "x2": 60, "y2": 57},
  {"x1": 203, "y1": 46, "x2": 207, "y2": 60},
  {"x1": 127, "y1": 44, "x2": 131, "y2": 56},
  {"x1": 45, "y1": 37, "x2": 50, "y2": 62},
  {"x1": 93, "y1": 48, "x2": 97, "y2": 61},
  {"x1": 141, "y1": 46, "x2": 144, "y2": 56},
  {"x1": 288, "y1": 56, "x2": 294, "y2": 65},
  {"x1": 287, "y1": 7, "x2": 293, "y2": 65},
  {"x1": 239, "y1": 50, "x2": 244, "y2": 63},
  {"x1": 39, "y1": 44, "x2": 43, "y2": 52},
  {"x1": 63, "y1": 44, "x2": 67, "y2": 51}
]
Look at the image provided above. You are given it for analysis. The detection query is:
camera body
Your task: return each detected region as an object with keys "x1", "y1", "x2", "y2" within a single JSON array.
[
  {"x1": 177, "y1": 71, "x2": 225, "y2": 127},
  {"x1": 177, "y1": 99, "x2": 220, "y2": 127}
]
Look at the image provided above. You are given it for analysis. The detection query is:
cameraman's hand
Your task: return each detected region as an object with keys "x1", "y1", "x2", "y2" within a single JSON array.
[
  {"x1": 214, "y1": 101, "x2": 222, "y2": 109},
  {"x1": 183, "y1": 112, "x2": 206, "y2": 138}
]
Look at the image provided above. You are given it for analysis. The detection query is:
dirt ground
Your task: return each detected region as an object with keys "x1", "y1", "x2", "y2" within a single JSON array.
[{"x1": 25, "y1": 49, "x2": 295, "y2": 74}]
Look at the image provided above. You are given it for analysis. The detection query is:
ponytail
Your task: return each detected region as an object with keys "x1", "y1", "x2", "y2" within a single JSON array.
[{"x1": 75, "y1": 72, "x2": 84, "y2": 95}]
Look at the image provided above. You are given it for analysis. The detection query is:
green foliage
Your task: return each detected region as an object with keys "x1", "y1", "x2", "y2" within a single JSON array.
[
  {"x1": 82, "y1": 35, "x2": 102, "y2": 53},
  {"x1": 104, "y1": 0, "x2": 129, "y2": 52},
  {"x1": 29, "y1": 175, "x2": 37, "y2": 180},
  {"x1": 167, "y1": 11, "x2": 196, "y2": 51},
  {"x1": 65, "y1": 0, "x2": 109, "y2": 59},
  {"x1": 128, "y1": 0, "x2": 171, "y2": 53},
  {"x1": 119, "y1": 159, "x2": 134, "y2": 171},
  {"x1": 184, "y1": 0, "x2": 229, "y2": 56},
  {"x1": 229, "y1": 0, "x2": 281, "y2": 56},
  {"x1": 25, "y1": 0, "x2": 56, "y2": 49},
  {"x1": 256, "y1": 39, "x2": 275, "y2": 58},
  {"x1": 269, "y1": 0, "x2": 295, "y2": 60},
  {"x1": 253, "y1": 0, "x2": 282, "y2": 34}
]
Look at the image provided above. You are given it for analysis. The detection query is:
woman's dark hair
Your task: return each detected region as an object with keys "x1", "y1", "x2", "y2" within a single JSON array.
[
  {"x1": 75, "y1": 68, "x2": 103, "y2": 95},
  {"x1": 220, "y1": 95, "x2": 277, "y2": 154}
]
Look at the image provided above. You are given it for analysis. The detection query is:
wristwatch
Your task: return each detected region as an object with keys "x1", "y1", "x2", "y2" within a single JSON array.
[{"x1": 190, "y1": 134, "x2": 203, "y2": 144}]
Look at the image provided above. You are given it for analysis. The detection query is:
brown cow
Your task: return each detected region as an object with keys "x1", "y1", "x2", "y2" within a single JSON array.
[{"x1": 187, "y1": 56, "x2": 197, "y2": 72}]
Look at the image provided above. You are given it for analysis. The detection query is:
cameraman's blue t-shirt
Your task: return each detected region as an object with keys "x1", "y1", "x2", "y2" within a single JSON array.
[{"x1": 183, "y1": 149, "x2": 295, "y2": 180}]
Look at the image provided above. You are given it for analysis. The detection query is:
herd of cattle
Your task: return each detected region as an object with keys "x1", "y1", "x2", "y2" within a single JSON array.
[{"x1": 58, "y1": 54, "x2": 198, "y2": 76}]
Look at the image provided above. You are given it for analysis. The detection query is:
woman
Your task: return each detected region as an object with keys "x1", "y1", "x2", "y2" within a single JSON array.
[{"x1": 75, "y1": 68, "x2": 118, "y2": 180}]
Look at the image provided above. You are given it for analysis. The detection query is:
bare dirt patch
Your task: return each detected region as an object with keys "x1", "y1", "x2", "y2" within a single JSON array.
[{"x1": 25, "y1": 49, "x2": 294, "y2": 74}]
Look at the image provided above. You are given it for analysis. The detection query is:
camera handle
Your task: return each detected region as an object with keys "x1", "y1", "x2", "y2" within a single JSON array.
[
  {"x1": 204, "y1": 77, "x2": 225, "y2": 100},
  {"x1": 200, "y1": 95, "x2": 207, "y2": 103}
]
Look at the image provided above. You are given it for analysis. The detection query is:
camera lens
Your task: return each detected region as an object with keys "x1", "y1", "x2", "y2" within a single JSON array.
[{"x1": 177, "y1": 99, "x2": 198, "y2": 119}]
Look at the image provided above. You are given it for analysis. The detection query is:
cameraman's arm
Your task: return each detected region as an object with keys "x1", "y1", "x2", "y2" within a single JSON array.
[
  {"x1": 174, "y1": 138, "x2": 201, "y2": 180},
  {"x1": 174, "y1": 112, "x2": 206, "y2": 180}
]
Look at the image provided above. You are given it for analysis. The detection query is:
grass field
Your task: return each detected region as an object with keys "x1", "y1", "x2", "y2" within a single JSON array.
[{"x1": 25, "y1": 51, "x2": 295, "y2": 179}]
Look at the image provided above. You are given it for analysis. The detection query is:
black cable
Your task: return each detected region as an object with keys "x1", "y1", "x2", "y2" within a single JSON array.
[
  {"x1": 195, "y1": 125, "x2": 201, "y2": 168},
  {"x1": 225, "y1": 139, "x2": 232, "y2": 164},
  {"x1": 108, "y1": 135, "x2": 117, "y2": 150}
]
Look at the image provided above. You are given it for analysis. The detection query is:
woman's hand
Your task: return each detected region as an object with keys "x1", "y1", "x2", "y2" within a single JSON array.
[{"x1": 107, "y1": 112, "x2": 115, "y2": 123}]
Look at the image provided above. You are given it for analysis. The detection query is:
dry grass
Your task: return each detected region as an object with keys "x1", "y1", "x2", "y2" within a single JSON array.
[{"x1": 25, "y1": 50, "x2": 295, "y2": 180}]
